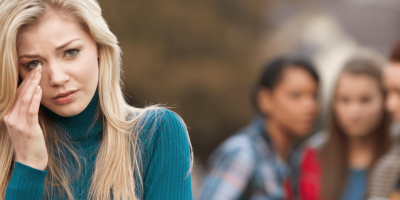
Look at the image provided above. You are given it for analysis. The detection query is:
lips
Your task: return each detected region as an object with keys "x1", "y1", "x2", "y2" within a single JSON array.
[
  {"x1": 54, "y1": 90, "x2": 75, "y2": 98},
  {"x1": 53, "y1": 90, "x2": 78, "y2": 104}
]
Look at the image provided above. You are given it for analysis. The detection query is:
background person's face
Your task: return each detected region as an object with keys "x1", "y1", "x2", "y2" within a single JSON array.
[
  {"x1": 334, "y1": 73, "x2": 384, "y2": 138},
  {"x1": 17, "y1": 11, "x2": 99, "y2": 117},
  {"x1": 259, "y1": 67, "x2": 319, "y2": 136},
  {"x1": 384, "y1": 63, "x2": 400, "y2": 123}
]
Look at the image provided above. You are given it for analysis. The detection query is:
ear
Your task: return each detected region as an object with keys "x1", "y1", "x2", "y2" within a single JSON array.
[{"x1": 257, "y1": 88, "x2": 273, "y2": 116}]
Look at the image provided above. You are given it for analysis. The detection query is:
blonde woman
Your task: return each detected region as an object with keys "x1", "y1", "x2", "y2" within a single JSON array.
[{"x1": 0, "y1": 0, "x2": 193, "y2": 200}]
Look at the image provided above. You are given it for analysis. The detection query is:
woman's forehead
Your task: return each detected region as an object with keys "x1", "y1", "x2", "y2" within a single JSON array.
[{"x1": 17, "y1": 12, "x2": 87, "y2": 53}]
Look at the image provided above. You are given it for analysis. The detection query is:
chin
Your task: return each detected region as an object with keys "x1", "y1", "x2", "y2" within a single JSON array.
[
  {"x1": 44, "y1": 102, "x2": 86, "y2": 117},
  {"x1": 346, "y1": 131, "x2": 369, "y2": 138},
  {"x1": 56, "y1": 109, "x2": 82, "y2": 117},
  {"x1": 344, "y1": 127, "x2": 370, "y2": 138},
  {"x1": 53, "y1": 108, "x2": 82, "y2": 117},
  {"x1": 292, "y1": 127, "x2": 313, "y2": 136}
]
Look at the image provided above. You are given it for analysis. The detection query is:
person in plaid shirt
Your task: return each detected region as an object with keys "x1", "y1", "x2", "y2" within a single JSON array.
[{"x1": 197, "y1": 57, "x2": 320, "y2": 200}]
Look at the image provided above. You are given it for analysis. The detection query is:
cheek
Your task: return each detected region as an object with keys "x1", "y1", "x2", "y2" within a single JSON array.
[
  {"x1": 334, "y1": 103, "x2": 350, "y2": 124},
  {"x1": 363, "y1": 101, "x2": 384, "y2": 125},
  {"x1": 18, "y1": 67, "x2": 30, "y2": 81},
  {"x1": 273, "y1": 96, "x2": 300, "y2": 122},
  {"x1": 72, "y1": 54, "x2": 99, "y2": 85},
  {"x1": 387, "y1": 93, "x2": 400, "y2": 112}
]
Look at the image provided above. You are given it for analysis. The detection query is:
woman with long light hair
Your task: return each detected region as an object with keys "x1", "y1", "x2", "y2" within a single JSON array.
[{"x1": 0, "y1": 0, "x2": 193, "y2": 199}]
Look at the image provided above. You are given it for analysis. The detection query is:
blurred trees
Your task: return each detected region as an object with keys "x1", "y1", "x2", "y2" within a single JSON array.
[{"x1": 98, "y1": 0, "x2": 273, "y2": 162}]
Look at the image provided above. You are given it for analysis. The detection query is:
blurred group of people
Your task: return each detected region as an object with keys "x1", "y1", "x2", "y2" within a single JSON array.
[{"x1": 195, "y1": 39, "x2": 400, "y2": 200}]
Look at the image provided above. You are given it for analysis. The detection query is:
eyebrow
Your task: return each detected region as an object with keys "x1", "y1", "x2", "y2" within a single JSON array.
[
  {"x1": 18, "y1": 38, "x2": 80, "y2": 60},
  {"x1": 55, "y1": 38, "x2": 80, "y2": 51}
]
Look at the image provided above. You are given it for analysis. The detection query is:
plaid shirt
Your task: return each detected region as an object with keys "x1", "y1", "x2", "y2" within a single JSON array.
[{"x1": 197, "y1": 116, "x2": 290, "y2": 200}]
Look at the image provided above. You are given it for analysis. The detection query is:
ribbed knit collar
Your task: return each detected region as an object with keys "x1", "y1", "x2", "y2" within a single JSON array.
[{"x1": 41, "y1": 91, "x2": 103, "y2": 142}]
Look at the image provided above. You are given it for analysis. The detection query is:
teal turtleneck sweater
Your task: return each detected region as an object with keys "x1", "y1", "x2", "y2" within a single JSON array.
[{"x1": 5, "y1": 92, "x2": 193, "y2": 200}]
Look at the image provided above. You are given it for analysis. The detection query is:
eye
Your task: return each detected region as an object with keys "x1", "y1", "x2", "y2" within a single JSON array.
[
  {"x1": 313, "y1": 92, "x2": 318, "y2": 100},
  {"x1": 64, "y1": 49, "x2": 79, "y2": 57},
  {"x1": 25, "y1": 61, "x2": 40, "y2": 69},
  {"x1": 290, "y1": 92, "x2": 301, "y2": 99},
  {"x1": 360, "y1": 96, "x2": 371, "y2": 103},
  {"x1": 340, "y1": 97, "x2": 349, "y2": 103}
]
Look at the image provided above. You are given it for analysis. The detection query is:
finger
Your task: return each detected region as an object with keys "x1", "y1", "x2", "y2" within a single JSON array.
[
  {"x1": 5, "y1": 88, "x2": 20, "y2": 116},
  {"x1": 17, "y1": 68, "x2": 36, "y2": 96},
  {"x1": 19, "y1": 69, "x2": 42, "y2": 118},
  {"x1": 3, "y1": 89, "x2": 22, "y2": 124},
  {"x1": 17, "y1": 65, "x2": 42, "y2": 102},
  {"x1": 28, "y1": 86, "x2": 42, "y2": 125},
  {"x1": 17, "y1": 64, "x2": 42, "y2": 97},
  {"x1": 6, "y1": 66, "x2": 41, "y2": 126},
  {"x1": 12, "y1": 68, "x2": 38, "y2": 116},
  {"x1": 4, "y1": 98, "x2": 18, "y2": 129}
]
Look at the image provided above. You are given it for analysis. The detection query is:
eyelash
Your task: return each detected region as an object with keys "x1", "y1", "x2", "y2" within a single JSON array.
[
  {"x1": 24, "y1": 49, "x2": 80, "y2": 70},
  {"x1": 64, "y1": 49, "x2": 80, "y2": 58}
]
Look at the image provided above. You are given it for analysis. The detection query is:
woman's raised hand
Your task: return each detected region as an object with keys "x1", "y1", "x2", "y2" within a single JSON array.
[{"x1": 3, "y1": 64, "x2": 48, "y2": 170}]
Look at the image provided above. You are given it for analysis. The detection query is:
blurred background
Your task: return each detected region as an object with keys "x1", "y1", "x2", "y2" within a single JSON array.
[{"x1": 97, "y1": 0, "x2": 400, "y2": 195}]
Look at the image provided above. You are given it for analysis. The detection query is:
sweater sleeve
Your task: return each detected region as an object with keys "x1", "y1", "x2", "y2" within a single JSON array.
[
  {"x1": 5, "y1": 162, "x2": 47, "y2": 200},
  {"x1": 139, "y1": 109, "x2": 193, "y2": 200}
]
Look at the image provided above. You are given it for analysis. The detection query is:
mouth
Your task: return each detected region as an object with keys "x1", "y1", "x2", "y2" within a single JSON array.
[{"x1": 53, "y1": 90, "x2": 78, "y2": 104}]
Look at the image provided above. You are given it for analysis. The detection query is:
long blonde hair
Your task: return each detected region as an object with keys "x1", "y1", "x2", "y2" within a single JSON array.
[{"x1": 0, "y1": 0, "x2": 193, "y2": 199}]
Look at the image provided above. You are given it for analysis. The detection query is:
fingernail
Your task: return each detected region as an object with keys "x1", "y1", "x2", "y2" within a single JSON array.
[
  {"x1": 36, "y1": 86, "x2": 41, "y2": 93},
  {"x1": 35, "y1": 63, "x2": 41, "y2": 73}
]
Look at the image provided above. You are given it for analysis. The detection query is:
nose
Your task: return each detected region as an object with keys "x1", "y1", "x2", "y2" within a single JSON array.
[
  {"x1": 348, "y1": 102, "x2": 362, "y2": 118},
  {"x1": 303, "y1": 95, "x2": 318, "y2": 114},
  {"x1": 46, "y1": 62, "x2": 70, "y2": 86}
]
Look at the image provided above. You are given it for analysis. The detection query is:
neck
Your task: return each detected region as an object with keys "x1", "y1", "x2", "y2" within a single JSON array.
[
  {"x1": 347, "y1": 134, "x2": 376, "y2": 169},
  {"x1": 265, "y1": 118, "x2": 294, "y2": 161},
  {"x1": 41, "y1": 91, "x2": 103, "y2": 141}
]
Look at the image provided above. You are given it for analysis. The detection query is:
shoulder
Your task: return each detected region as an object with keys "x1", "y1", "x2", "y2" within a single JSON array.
[
  {"x1": 131, "y1": 107, "x2": 187, "y2": 140},
  {"x1": 207, "y1": 125, "x2": 257, "y2": 168},
  {"x1": 303, "y1": 130, "x2": 328, "y2": 150},
  {"x1": 295, "y1": 131, "x2": 326, "y2": 170},
  {"x1": 132, "y1": 107, "x2": 190, "y2": 160},
  {"x1": 129, "y1": 108, "x2": 193, "y2": 198},
  {"x1": 296, "y1": 131, "x2": 326, "y2": 174},
  {"x1": 221, "y1": 133, "x2": 255, "y2": 154},
  {"x1": 132, "y1": 107, "x2": 192, "y2": 168},
  {"x1": 222, "y1": 118, "x2": 263, "y2": 152},
  {"x1": 125, "y1": 106, "x2": 190, "y2": 153},
  {"x1": 136, "y1": 107, "x2": 184, "y2": 127},
  {"x1": 293, "y1": 131, "x2": 327, "y2": 169}
]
